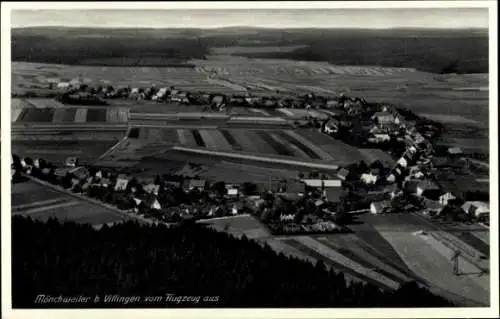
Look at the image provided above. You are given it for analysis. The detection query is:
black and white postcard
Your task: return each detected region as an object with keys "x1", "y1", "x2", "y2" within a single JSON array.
[{"x1": 1, "y1": 2, "x2": 498, "y2": 319}]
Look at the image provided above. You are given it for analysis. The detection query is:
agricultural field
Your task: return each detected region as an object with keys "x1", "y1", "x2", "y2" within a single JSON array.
[
  {"x1": 11, "y1": 99, "x2": 129, "y2": 124},
  {"x1": 12, "y1": 181, "x2": 132, "y2": 226},
  {"x1": 210, "y1": 45, "x2": 308, "y2": 55},
  {"x1": 12, "y1": 139, "x2": 120, "y2": 165},
  {"x1": 332, "y1": 212, "x2": 491, "y2": 306}
]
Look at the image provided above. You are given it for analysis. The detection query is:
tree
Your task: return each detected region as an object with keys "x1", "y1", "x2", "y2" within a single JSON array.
[
  {"x1": 212, "y1": 181, "x2": 227, "y2": 197},
  {"x1": 242, "y1": 182, "x2": 258, "y2": 196}
]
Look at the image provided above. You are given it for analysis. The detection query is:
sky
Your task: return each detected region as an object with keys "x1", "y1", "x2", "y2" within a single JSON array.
[{"x1": 11, "y1": 8, "x2": 489, "y2": 29}]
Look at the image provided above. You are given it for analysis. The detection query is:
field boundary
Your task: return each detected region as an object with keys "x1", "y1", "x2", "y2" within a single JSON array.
[
  {"x1": 171, "y1": 146, "x2": 339, "y2": 170},
  {"x1": 21, "y1": 174, "x2": 151, "y2": 225}
]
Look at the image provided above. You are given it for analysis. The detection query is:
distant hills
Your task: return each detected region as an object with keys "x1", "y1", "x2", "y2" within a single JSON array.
[{"x1": 11, "y1": 27, "x2": 488, "y2": 73}]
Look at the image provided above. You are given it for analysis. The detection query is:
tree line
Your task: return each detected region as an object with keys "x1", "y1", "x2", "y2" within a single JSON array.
[{"x1": 12, "y1": 216, "x2": 452, "y2": 308}]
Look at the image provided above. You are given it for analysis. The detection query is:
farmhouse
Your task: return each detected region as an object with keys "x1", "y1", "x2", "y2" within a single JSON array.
[
  {"x1": 461, "y1": 201, "x2": 489, "y2": 220},
  {"x1": 372, "y1": 111, "x2": 398, "y2": 125}
]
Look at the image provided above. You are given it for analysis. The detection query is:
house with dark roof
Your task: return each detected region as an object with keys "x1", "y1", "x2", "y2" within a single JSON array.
[
  {"x1": 336, "y1": 168, "x2": 351, "y2": 181},
  {"x1": 372, "y1": 111, "x2": 397, "y2": 125},
  {"x1": 416, "y1": 180, "x2": 440, "y2": 198},
  {"x1": 184, "y1": 179, "x2": 207, "y2": 192}
]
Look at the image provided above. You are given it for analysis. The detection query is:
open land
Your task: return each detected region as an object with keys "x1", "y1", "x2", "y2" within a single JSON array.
[{"x1": 12, "y1": 180, "x2": 131, "y2": 227}]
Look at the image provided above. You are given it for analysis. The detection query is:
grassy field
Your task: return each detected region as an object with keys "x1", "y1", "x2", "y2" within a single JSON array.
[
  {"x1": 12, "y1": 181, "x2": 131, "y2": 226},
  {"x1": 379, "y1": 231, "x2": 489, "y2": 306},
  {"x1": 12, "y1": 140, "x2": 119, "y2": 165}
]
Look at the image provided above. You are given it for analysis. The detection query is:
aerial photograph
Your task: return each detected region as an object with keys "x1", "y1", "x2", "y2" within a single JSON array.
[{"x1": 4, "y1": 2, "x2": 496, "y2": 315}]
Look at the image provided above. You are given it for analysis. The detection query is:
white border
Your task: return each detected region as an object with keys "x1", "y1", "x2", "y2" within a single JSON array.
[{"x1": 1, "y1": 2, "x2": 498, "y2": 319}]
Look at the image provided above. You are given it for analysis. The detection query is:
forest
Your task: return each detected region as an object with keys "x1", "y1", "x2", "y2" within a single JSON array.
[
  {"x1": 11, "y1": 27, "x2": 488, "y2": 73},
  {"x1": 12, "y1": 216, "x2": 452, "y2": 308}
]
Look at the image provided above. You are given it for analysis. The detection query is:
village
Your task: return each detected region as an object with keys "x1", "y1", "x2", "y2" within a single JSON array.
[{"x1": 11, "y1": 79, "x2": 490, "y2": 234}]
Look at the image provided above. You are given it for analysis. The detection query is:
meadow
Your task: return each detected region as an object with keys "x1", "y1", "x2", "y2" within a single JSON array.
[{"x1": 11, "y1": 181, "x2": 131, "y2": 226}]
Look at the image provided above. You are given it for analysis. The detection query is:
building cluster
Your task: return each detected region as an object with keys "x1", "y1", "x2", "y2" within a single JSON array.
[
  {"x1": 11, "y1": 154, "x2": 350, "y2": 232},
  {"x1": 53, "y1": 80, "x2": 369, "y2": 113}
]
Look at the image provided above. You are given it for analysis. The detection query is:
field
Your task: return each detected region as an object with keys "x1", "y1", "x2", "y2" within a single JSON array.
[
  {"x1": 12, "y1": 181, "x2": 132, "y2": 226},
  {"x1": 11, "y1": 99, "x2": 129, "y2": 124},
  {"x1": 104, "y1": 126, "x2": 381, "y2": 168},
  {"x1": 11, "y1": 139, "x2": 120, "y2": 165}
]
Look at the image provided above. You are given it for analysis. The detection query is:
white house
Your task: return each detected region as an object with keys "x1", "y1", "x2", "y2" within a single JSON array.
[
  {"x1": 114, "y1": 177, "x2": 129, "y2": 191},
  {"x1": 144, "y1": 184, "x2": 160, "y2": 195},
  {"x1": 386, "y1": 173, "x2": 396, "y2": 183},
  {"x1": 439, "y1": 192, "x2": 456, "y2": 206},
  {"x1": 368, "y1": 134, "x2": 391, "y2": 143},
  {"x1": 461, "y1": 201, "x2": 489, "y2": 220},
  {"x1": 360, "y1": 173, "x2": 378, "y2": 185},
  {"x1": 57, "y1": 82, "x2": 70, "y2": 89},
  {"x1": 280, "y1": 214, "x2": 295, "y2": 222},
  {"x1": 397, "y1": 156, "x2": 408, "y2": 168}
]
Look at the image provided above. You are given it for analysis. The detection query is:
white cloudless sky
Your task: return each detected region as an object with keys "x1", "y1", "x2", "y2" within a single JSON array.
[{"x1": 11, "y1": 8, "x2": 488, "y2": 29}]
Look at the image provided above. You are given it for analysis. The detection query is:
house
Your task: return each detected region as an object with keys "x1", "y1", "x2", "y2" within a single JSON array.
[
  {"x1": 370, "y1": 201, "x2": 391, "y2": 214},
  {"x1": 302, "y1": 179, "x2": 342, "y2": 188},
  {"x1": 184, "y1": 179, "x2": 206, "y2": 192},
  {"x1": 439, "y1": 192, "x2": 456, "y2": 206},
  {"x1": 57, "y1": 82, "x2": 70, "y2": 89},
  {"x1": 323, "y1": 119, "x2": 340, "y2": 134},
  {"x1": 114, "y1": 174, "x2": 130, "y2": 191},
  {"x1": 368, "y1": 134, "x2": 391, "y2": 143},
  {"x1": 65, "y1": 157, "x2": 79, "y2": 167},
  {"x1": 372, "y1": 111, "x2": 397, "y2": 125},
  {"x1": 397, "y1": 155, "x2": 411, "y2": 169},
  {"x1": 70, "y1": 166, "x2": 90, "y2": 180},
  {"x1": 360, "y1": 173, "x2": 378, "y2": 185},
  {"x1": 211, "y1": 95, "x2": 226, "y2": 108},
  {"x1": 416, "y1": 180, "x2": 440, "y2": 198},
  {"x1": 171, "y1": 91, "x2": 190, "y2": 104},
  {"x1": 336, "y1": 168, "x2": 351, "y2": 181},
  {"x1": 144, "y1": 183, "x2": 160, "y2": 195},
  {"x1": 461, "y1": 201, "x2": 489, "y2": 220},
  {"x1": 280, "y1": 214, "x2": 295, "y2": 222},
  {"x1": 448, "y1": 147, "x2": 463, "y2": 155}
]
